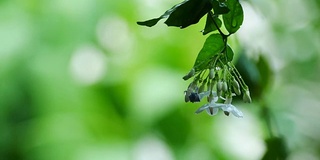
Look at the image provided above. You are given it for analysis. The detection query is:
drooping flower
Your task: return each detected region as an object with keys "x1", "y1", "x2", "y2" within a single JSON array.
[
  {"x1": 195, "y1": 92, "x2": 221, "y2": 116},
  {"x1": 195, "y1": 95, "x2": 243, "y2": 118},
  {"x1": 243, "y1": 89, "x2": 252, "y2": 103},
  {"x1": 184, "y1": 81, "x2": 198, "y2": 102},
  {"x1": 220, "y1": 96, "x2": 243, "y2": 118}
]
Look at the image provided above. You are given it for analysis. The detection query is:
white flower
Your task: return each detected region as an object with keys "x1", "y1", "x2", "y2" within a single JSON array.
[
  {"x1": 195, "y1": 95, "x2": 243, "y2": 118},
  {"x1": 198, "y1": 91, "x2": 215, "y2": 100},
  {"x1": 221, "y1": 97, "x2": 244, "y2": 118},
  {"x1": 195, "y1": 92, "x2": 221, "y2": 116}
]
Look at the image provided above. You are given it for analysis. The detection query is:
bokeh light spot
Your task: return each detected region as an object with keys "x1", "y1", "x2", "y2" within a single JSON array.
[{"x1": 70, "y1": 45, "x2": 107, "y2": 85}]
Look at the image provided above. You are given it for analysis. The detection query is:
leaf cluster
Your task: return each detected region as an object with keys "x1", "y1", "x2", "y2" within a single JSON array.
[{"x1": 137, "y1": 0, "x2": 244, "y2": 71}]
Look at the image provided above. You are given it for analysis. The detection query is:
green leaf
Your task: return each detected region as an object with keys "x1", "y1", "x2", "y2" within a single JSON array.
[
  {"x1": 262, "y1": 137, "x2": 288, "y2": 160},
  {"x1": 210, "y1": 0, "x2": 230, "y2": 15},
  {"x1": 193, "y1": 34, "x2": 225, "y2": 71},
  {"x1": 257, "y1": 55, "x2": 272, "y2": 92},
  {"x1": 236, "y1": 53, "x2": 260, "y2": 98},
  {"x1": 219, "y1": 45, "x2": 233, "y2": 64},
  {"x1": 235, "y1": 53, "x2": 272, "y2": 99},
  {"x1": 202, "y1": 12, "x2": 222, "y2": 35},
  {"x1": 222, "y1": 0, "x2": 243, "y2": 34},
  {"x1": 137, "y1": 0, "x2": 212, "y2": 28},
  {"x1": 137, "y1": 17, "x2": 164, "y2": 27},
  {"x1": 137, "y1": 1, "x2": 186, "y2": 27},
  {"x1": 226, "y1": 45, "x2": 234, "y2": 62}
]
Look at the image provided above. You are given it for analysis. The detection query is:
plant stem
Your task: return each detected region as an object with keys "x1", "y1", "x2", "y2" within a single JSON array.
[{"x1": 209, "y1": 11, "x2": 227, "y2": 38}]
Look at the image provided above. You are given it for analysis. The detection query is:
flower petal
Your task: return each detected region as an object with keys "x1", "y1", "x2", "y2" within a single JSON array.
[
  {"x1": 206, "y1": 107, "x2": 218, "y2": 116},
  {"x1": 220, "y1": 105, "x2": 231, "y2": 112},
  {"x1": 222, "y1": 104, "x2": 243, "y2": 118},
  {"x1": 198, "y1": 91, "x2": 217, "y2": 101},
  {"x1": 211, "y1": 103, "x2": 225, "y2": 108},
  {"x1": 198, "y1": 91, "x2": 210, "y2": 100},
  {"x1": 230, "y1": 106, "x2": 243, "y2": 118},
  {"x1": 195, "y1": 103, "x2": 210, "y2": 114}
]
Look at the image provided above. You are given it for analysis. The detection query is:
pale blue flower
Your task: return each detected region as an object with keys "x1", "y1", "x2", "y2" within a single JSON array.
[
  {"x1": 195, "y1": 95, "x2": 243, "y2": 118},
  {"x1": 220, "y1": 98, "x2": 243, "y2": 118}
]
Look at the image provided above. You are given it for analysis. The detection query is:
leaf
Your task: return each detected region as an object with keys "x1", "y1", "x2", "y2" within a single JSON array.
[
  {"x1": 222, "y1": 0, "x2": 244, "y2": 34},
  {"x1": 235, "y1": 53, "x2": 272, "y2": 99},
  {"x1": 202, "y1": 12, "x2": 222, "y2": 35},
  {"x1": 193, "y1": 34, "x2": 225, "y2": 71},
  {"x1": 165, "y1": 0, "x2": 213, "y2": 28},
  {"x1": 219, "y1": 45, "x2": 234, "y2": 64},
  {"x1": 226, "y1": 45, "x2": 234, "y2": 62},
  {"x1": 257, "y1": 55, "x2": 272, "y2": 92},
  {"x1": 137, "y1": 0, "x2": 212, "y2": 28},
  {"x1": 262, "y1": 137, "x2": 288, "y2": 160},
  {"x1": 137, "y1": 17, "x2": 164, "y2": 27},
  {"x1": 137, "y1": 1, "x2": 187, "y2": 27},
  {"x1": 210, "y1": 0, "x2": 230, "y2": 15}
]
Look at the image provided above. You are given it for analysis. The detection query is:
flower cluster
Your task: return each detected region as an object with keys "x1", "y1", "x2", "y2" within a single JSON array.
[{"x1": 183, "y1": 63, "x2": 251, "y2": 118}]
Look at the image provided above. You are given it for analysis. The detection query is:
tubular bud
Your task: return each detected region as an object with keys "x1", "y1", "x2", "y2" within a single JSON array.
[
  {"x1": 206, "y1": 80, "x2": 211, "y2": 91},
  {"x1": 232, "y1": 78, "x2": 241, "y2": 95},
  {"x1": 198, "y1": 82, "x2": 206, "y2": 93},
  {"x1": 222, "y1": 81, "x2": 228, "y2": 92},
  {"x1": 232, "y1": 78, "x2": 240, "y2": 90},
  {"x1": 183, "y1": 68, "x2": 195, "y2": 80},
  {"x1": 189, "y1": 81, "x2": 198, "y2": 90},
  {"x1": 243, "y1": 90, "x2": 252, "y2": 103},
  {"x1": 209, "y1": 80, "x2": 216, "y2": 92},
  {"x1": 207, "y1": 93, "x2": 211, "y2": 102},
  {"x1": 217, "y1": 90, "x2": 222, "y2": 97},
  {"x1": 184, "y1": 95, "x2": 189, "y2": 102},
  {"x1": 184, "y1": 90, "x2": 191, "y2": 102},
  {"x1": 233, "y1": 86, "x2": 241, "y2": 95},
  {"x1": 209, "y1": 69, "x2": 215, "y2": 79},
  {"x1": 217, "y1": 81, "x2": 223, "y2": 92},
  {"x1": 184, "y1": 87, "x2": 192, "y2": 102}
]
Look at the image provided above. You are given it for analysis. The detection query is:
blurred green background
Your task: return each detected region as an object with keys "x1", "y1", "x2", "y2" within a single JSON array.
[{"x1": 1, "y1": 0, "x2": 320, "y2": 160}]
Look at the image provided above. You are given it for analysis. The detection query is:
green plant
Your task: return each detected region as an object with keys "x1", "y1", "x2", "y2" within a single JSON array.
[{"x1": 137, "y1": 0, "x2": 251, "y2": 117}]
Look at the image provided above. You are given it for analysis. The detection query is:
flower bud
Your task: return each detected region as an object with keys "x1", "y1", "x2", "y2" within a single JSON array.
[
  {"x1": 206, "y1": 80, "x2": 211, "y2": 91},
  {"x1": 216, "y1": 81, "x2": 223, "y2": 92},
  {"x1": 243, "y1": 90, "x2": 252, "y2": 103},
  {"x1": 225, "y1": 95, "x2": 233, "y2": 104},
  {"x1": 217, "y1": 90, "x2": 222, "y2": 97},
  {"x1": 209, "y1": 69, "x2": 215, "y2": 79},
  {"x1": 233, "y1": 86, "x2": 241, "y2": 95},
  {"x1": 188, "y1": 81, "x2": 198, "y2": 90},
  {"x1": 183, "y1": 68, "x2": 195, "y2": 80},
  {"x1": 184, "y1": 89, "x2": 192, "y2": 102},
  {"x1": 232, "y1": 79, "x2": 241, "y2": 95},
  {"x1": 198, "y1": 82, "x2": 206, "y2": 93},
  {"x1": 222, "y1": 81, "x2": 228, "y2": 92},
  {"x1": 232, "y1": 78, "x2": 240, "y2": 89},
  {"x1": 207, "y1": 92, "x2": 214, "y2": 102},
  {"x1": 184, "y1": 96, "x2": 189, "y2": 102}
]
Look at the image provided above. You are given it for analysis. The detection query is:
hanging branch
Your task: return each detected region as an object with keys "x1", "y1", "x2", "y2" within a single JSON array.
[{"x1": 137, "y1": 0, "x2": 251, "y2": 117}]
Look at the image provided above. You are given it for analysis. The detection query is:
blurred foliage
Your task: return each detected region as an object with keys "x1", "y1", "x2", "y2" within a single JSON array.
[
  {"x1": 1, "y1": 0, "x2": 320, "y2": 160},
  {"x1": 236, "y1": 53, "x2": 272, "y2": 100},
  {"x1": 262, "y1": 137, "x2": 287, "y2": 160}
]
